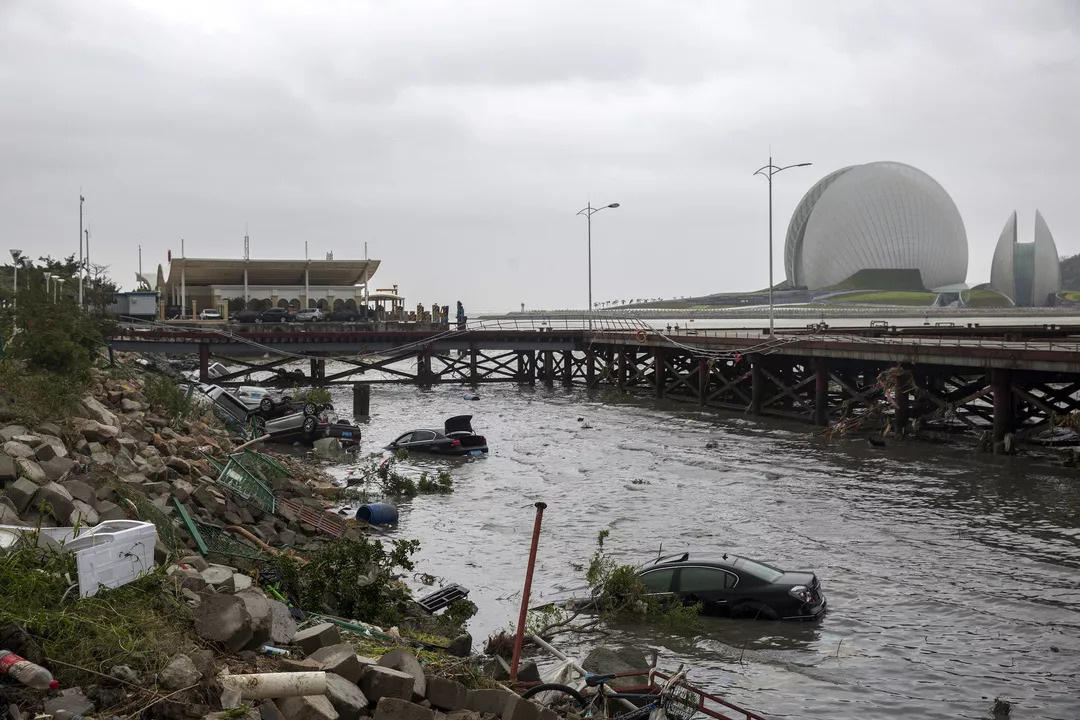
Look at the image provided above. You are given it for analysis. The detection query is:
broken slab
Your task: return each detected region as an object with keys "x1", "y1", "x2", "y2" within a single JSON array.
[
  {"x1": 377, "y1": 649, "x2": 426, "y2": 699},
  {"x1": 293, "y1": 622, "x2": 341, "y2": 655},
  {"x1": 373, "y1": 698, "x2": 433, "y2": 720},
  {"x1": 277, "y1": 695, "x2": 339, "y2": 720},
  {"x1": 360, "y1": 665, "x2": 414, "y2": 704},
  {"x1": 424, "y1": 676, "x2": 467, "y2": 712},
  {"x1": 193, "y1": 593, "x2": 253, "y2": 652},
  {"x1": 324, "y1": 672, "x2": 369, "y2": 720},
  {"x1": 309, "y1": 644, "x2": 363, "y2": 684}
]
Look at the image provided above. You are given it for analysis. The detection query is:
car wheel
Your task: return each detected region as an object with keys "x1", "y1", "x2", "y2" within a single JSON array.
[
  {"x1": 259, "y1": 397, "x2": 274, "y2": 413},
  {"x1": 303, "y1": 402, "x2": 318, "y2": 417},
  {"x1": 251, "y1": 416, "x2": 266, "y2": 434},
  {"x1": 734, "y1": 601, "x2": 779, "y2": 620},
  {"x1": 302, "y1": 416, "x2": 318, "y2": 435},
  {"x1": 255, "y1": 318, "x2": 263, "y2": 324}
]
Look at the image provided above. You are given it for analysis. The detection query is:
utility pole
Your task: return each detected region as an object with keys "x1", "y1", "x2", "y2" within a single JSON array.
[{"x1": 78, "y1": 194, "x2": 85, "y2": 307}]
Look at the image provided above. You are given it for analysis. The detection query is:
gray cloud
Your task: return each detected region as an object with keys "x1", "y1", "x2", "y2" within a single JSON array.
[{"x1": 1, "y1": 0, "x2": 1077, "y2": 311}]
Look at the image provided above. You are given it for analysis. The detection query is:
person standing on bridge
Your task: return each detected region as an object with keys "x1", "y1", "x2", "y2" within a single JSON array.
[{"x1": 457, "y1": 301, "x2": 467, "y2": 330}]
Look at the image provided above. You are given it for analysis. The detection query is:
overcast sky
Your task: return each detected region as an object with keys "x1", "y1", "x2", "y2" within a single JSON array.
[{"x1": 1, "y1": 1, "x2": 1077, "y2": 311}]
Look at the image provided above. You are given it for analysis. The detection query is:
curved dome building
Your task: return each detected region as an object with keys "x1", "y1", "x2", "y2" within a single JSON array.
[
  {"x1": 989, "y1": 210, "x2": 1061, "y2": 307},
  {"x1": 784, "y1": 161, "x2": 968, "y2": 290}
]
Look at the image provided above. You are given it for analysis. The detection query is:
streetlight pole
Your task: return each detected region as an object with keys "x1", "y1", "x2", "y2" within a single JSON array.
[
  {"x1": 8, "y1": 249, "x2": 20, "y2": 328},
  {"x1": 754, "y1": 155, "x2": 811, "y2": 336},
  {"x1": 576, "y1": 201, "x2": 620, "y2": 328},
  {"x1": 51, "y1": 275, "x2": 60, "y2": 302},
  {"x1": 79, "y1": 194, "x2": 85, "y2": 308}
]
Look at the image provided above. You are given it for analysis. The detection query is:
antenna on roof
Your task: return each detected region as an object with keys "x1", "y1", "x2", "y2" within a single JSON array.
[
  {"x1": 656, "y1": 543, "x2": 662, "y2": 562},
  {"x1": 244, "y1": 225, "x2": 250, "y2": 260}
]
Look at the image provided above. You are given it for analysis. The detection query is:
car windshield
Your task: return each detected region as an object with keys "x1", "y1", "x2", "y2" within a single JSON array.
[{"x1": 733, "y1": 557, "x2": 785, "y2": 583}]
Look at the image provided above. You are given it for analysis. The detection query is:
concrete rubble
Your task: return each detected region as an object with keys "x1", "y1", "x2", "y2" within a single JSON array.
[{"x1": 0, "y1": 360, "x2": 591, "y2": 720}]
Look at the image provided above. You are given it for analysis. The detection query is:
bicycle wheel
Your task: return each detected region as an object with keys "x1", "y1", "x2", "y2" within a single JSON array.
[{"x1": 520, "y1": 683, "x2": 588, "y2": 710}]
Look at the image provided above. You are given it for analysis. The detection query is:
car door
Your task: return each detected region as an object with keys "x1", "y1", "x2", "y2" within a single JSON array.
[
  {"x1": 674, "y1": 566, "x2": 738, "y2": 615},
  {"x1": 638, "y1": 568, "x2": 676, "y2": 600},
  {"x1": 409, "y1": 430, "x2": 438, "y2": 451},
  {"x1": 391, "y1": 432, "x2": 414, "y2": 449}
]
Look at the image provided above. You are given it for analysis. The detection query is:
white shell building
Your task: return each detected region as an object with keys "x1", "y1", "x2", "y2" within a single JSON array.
[
  {"x1": 784, "y1": 162, "x2": 969, "y2": 290},
  {"x1": 989, "y1": 210, "x2": 1061, "y2": 307}
]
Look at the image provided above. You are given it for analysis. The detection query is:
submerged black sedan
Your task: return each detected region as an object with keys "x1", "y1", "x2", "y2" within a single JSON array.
[
  {"x1": 386, "y1": 415, "x2": 488, "y2": 456},
  {"x1": 637, "y1": 552, "x2": 826, "y2": 620}
]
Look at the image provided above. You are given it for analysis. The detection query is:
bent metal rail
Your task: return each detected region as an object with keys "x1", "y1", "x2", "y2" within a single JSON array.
[{"x1": 109, "y1": 319, "x2": 1080, "y2": 450}]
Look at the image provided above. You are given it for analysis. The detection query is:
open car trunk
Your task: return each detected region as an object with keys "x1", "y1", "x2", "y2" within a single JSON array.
[{"x1": 444, "y1": 415, "x2": 476, "y2": 436}]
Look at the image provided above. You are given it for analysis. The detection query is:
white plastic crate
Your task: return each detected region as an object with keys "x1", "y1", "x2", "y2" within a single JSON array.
[{"x1": 0, "y1": 520, "x2": 157, "y2": 597}]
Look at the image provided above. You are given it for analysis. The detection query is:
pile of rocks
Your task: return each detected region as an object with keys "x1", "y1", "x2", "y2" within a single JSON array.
[{"x1": 0, "y1": 368, "x2": 361, "y2": 560}]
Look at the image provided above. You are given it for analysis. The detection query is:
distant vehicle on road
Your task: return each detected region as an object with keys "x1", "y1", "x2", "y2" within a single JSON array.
[
  {"x1": 256, "y1": 307, "x2": 294, "y2": 324},
  {"x1": 386, "y1": 415, "x2": 488, "y2": 456},
  {"x1": 295, "y1": 308, "x2": 326, "y2": 323},
  {"x1": 231, "y1": 309, "x2": 260, "y2": 323},
  {"x1": 636, "y1": 552, "x2": 826, "y2": 621},
  {"x1": 197, "y1": 309, "x2": 222, "y2": 320}
]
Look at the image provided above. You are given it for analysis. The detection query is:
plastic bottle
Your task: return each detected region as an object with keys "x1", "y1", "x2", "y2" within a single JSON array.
[{"x1": 0, "y1": 650, "x2": 60, "y2": 689}]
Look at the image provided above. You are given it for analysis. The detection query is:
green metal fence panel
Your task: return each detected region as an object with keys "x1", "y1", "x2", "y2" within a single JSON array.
[{"x1": 216, "y1": 458, "x2": 276, "y2": 514}]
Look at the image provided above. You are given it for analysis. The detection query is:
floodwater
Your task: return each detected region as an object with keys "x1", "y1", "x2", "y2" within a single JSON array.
[{"x1": 316, "y1": 379, "x2": 1080, "y2": 720}]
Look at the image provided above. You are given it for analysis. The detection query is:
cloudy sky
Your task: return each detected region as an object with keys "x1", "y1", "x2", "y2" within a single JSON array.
[{"x1": 1, "y1": 1, "x2": 1077, "y2": 311}]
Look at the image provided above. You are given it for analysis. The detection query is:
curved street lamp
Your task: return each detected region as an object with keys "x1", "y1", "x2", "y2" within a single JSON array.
[
  {"x1": 577, "y1": 202, "x2": 620, "y2": 327},
  {"x1": 50, "y1": 274, "x2": 61, "y2": 302},
  {"x1": 754, "y1": 156, "x2": 811, "y2": 335}
]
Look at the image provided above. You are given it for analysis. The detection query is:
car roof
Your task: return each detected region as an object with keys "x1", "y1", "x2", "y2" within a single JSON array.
[{"x1": 640, "y1": 551, "x2": 780, "y2": 572}]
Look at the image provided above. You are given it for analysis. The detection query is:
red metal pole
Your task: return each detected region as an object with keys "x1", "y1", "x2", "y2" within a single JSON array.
[{"x1": 509, "y1": 501, "x2": 547, "y2": 682}]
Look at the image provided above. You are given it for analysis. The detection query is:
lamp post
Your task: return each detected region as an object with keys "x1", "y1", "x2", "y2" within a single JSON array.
[
  {"x1": 754, "y1": 156, "x2": 811, "y2": 336},
  {"x1": 57, "y1": 278, "x2": 66, "y2": 302},
  {"x1": 50, "y1": 275, "x2": 60, "y2": 302},
  {"x1": 8, "y1": 249, "x2": 20, "y2": 327},
  {"x1": 576, "y1": 201, "x2": 620, "y2": 327},
  {"x1": 79, "y1": 194, "x2": 85, "y2": 308}
]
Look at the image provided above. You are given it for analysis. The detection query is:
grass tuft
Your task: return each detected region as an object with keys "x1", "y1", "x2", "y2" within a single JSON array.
[{"x1": 0, "y1": 544, "x2": 192, "y2": 691}]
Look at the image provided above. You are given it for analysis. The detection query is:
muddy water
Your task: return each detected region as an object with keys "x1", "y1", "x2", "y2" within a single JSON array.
[{"x1": 318, "y1": 380, "x2": 1080, "y2": 720}]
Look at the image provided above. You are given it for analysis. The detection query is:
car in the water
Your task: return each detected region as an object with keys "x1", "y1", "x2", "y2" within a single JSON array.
[
  {"x1": 386, "y1": 415, "x2": 488, "y2": 456},
  {"x1": 196, "y1": 384, "x2": 359, "y2": 447},
  {"x1": 636, "y1": 552, "x2": 826, "y2": 621}
]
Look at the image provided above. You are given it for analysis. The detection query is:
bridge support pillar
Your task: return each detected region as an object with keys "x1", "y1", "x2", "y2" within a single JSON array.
[
  {"x1": 527, "y1": 350, "x2": 536, "y2": 385},
  {"x1": 198, "y1": 343, "x2": 210, "y2": 383},
  {"x1": 814, "y1": 359, "x2": 829, "y2": 426},
  {"x1": 895, "y1": 372, "x2": 911, "y2": 435},
  {"x1": 562, "y1": 351, "x2": 573, "y2": 387},
  {"x1": 469, "y1": 343, "x2": 479, "y2": 384},
  {"x1": 586, "y1": 347, "x2": 596, "y2": 388},
  {"x1": 543, "y1": 350, "x2": 554, "y2": 388},
  {"x1": 698, "y1": 358, "x2": 709, "y2": 407},
  {"x1": 353, "y1": 383, "x2": 370, "y2": 418},
  {"x1": 992, "y1": 369, "x2": 1013, "y2": 452},
  {"x1": 654, "y1": 348, "x2": 665, "y2": 398},
  {"x1": 750, "y1": 354, "x2": 764, "y2": 415},
  {"x1": 617, "y1": 349, "x2": 628, "y2": 389},
  {"x1": 417, "y1": 350, "x2": 433, "y2": 386}
]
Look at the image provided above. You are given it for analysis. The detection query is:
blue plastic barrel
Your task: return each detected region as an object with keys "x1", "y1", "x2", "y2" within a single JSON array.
[{"x1": 356, "y1": 503, "x2": 399, "y2": 525}]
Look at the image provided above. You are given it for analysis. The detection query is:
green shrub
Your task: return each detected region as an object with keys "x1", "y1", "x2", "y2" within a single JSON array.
[
  {"x1": 143, "y1": 374, "x2": 198, "y2": 424},
  {"x1": 0, "y1": 359, "x2": 88, "y2": 424},
  {"x1": 272, "y1": 537, "x2": 420, "y2": 625}
]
